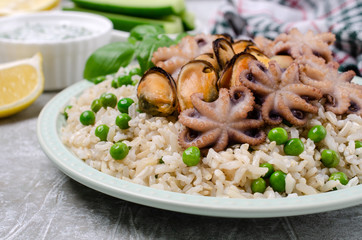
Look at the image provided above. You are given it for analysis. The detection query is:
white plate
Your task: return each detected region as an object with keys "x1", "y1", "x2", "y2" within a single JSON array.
[{"x1": 37, "y1": 77, "x2": 362, "y2": 218}]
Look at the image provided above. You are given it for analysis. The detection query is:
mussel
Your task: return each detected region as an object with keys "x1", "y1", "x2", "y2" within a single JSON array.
[
  {"x1": 244, "y1": 47, "x2": 270, "y2": 67},
  {"x1": 213, "y1": 38, "x2": 235, "y2": 70},
  {"x1": 215, "y1": 33, "x2": 234, "y2": 43},
  {"x1": 137, "y1": 67, "x2": 177, "y2": 116},
  {"x1": 195, "y1": 53, "x2": 220, "y2": 72},
  {"x1": 232, "y1": 39, "x2": 256, "y2": 54},
  {"x1": 218, "y1": 53, "x2": 257, "y2": 89},
  {"x1": 177, "y1": 60, "x2": 219, "y2": 111},
  {"x1": 270, "y1": 55, "x2": 294, "y2": 69}
]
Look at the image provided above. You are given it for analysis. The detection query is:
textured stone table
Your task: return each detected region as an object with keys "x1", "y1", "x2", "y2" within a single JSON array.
[
  {"x1": 1, "y1": 1, "x2": 362, "y2": 239},
  {"x1": 1, "y1": 92, "x2": 362, "y2": 239}
]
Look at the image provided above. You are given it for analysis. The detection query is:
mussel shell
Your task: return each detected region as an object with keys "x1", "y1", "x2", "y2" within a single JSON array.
[
  {"x1": 177, "y1": 60, "x2": 218, "y2": 111},
  {"x1": 137, "y1": 67, "x2": 177, "y2": 116},
  {"x1": 232, "y1": 39, "x2": 256, "y2": 54},
  {"x1": 217, "y1": 52, "x2": 257, "y2": 89},
  {"x1": 195, "y1": 53, "x2": 220, "y2": 73},
  {"x1": 215, "y1": 33, "x2": 234, "y2": 43},
  {"x1": 213, "y1": 38, "x2": 235, "y2": 70},
  {"x1": 270, "y1": 55, "x2": 293, "y2": 69},
  {"x1": 244, "y1": 47, "x2": 270, "y2": 67}
]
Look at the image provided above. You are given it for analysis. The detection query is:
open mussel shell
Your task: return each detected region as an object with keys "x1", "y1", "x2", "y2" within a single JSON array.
[
  {"x1": 137, "y1": 67, "x2": 177, "y2": 116},
  {"x1": 213, "y1": 38, "x2": 235, "y2": 70},
  {"x1": 232, "y1": 39, "x2": 256, "y2": 54},
  {"x1": 244, "y1": 47, "x2": 270, "y2": 67},
  {"x1": 215, "y1": 33, "x2": 234, "y2": 43},
  {"x1": 218, "y1": 52, "x2": 257, "y2": 89},
  {"x1": 177, "y1": 60, "x2": 218, "y2": 111},
  {"x1": 195, "y1": 53, "x2": 220, "y2": 73}
]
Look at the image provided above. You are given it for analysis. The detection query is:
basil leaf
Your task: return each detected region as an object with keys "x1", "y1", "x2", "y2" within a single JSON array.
[
  {"x1": 136, "y1": 35, "x2": 174, "y2": 73},
  {"x1": 83, "y1": 42, "x2": 135, "y2": 81},
  {"x1": 129, "y1": 25, "x2": 165, "y2": 41}
]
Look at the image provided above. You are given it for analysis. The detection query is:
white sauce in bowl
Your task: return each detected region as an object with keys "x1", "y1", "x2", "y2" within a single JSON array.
[{"x1": 0, "y1": 22, "x2": 95, "y2": 42}]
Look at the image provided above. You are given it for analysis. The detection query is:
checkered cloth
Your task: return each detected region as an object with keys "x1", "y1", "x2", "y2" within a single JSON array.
[{"x1": 211, "y1": 0, "x2": 362, "y2": 76}]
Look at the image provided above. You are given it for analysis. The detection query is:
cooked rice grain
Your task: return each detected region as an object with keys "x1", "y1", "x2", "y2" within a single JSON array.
[{"x1": 61, "y1": 76, "x2": 362, "y2": 199}]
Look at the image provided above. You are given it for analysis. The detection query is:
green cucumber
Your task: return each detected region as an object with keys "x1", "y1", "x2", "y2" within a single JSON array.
[
  {"x1": 63, "y1": 7, "x2": 184, "y2": 33},
  {"x1": 71, "y1": 0, "x2": 185, "y2": 18},
  {"x1": 180, "y1": 10, "x2": 195, "y2": 31}
]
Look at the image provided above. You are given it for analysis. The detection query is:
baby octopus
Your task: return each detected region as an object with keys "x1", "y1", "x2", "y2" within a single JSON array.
[
  {"x1": 298, "y1": 56, "x2": 362, "y2": 116},
  {"x1": 256, "y1": 28, "x2": 335, "y2": 62},
  {"x1": 151, "y1": 34, "x2": 219, "y2": 79},
  {"x1": 178, "y1": 85, "x2": 265, "y2": 153},
  {"x1": 239, "y1": 60, "x2": 323, "y2": 126}
]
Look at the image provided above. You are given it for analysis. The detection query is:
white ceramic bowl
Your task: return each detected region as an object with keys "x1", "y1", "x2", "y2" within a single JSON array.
[{"x1": 0, "y1": 11, "x2": 113, "y2": 90}]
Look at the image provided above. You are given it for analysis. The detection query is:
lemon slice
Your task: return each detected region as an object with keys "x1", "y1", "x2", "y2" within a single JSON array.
[
  {"x1": 0, "y1": 0, "x2": 60, "y2": 16},
  {"x1": 0, "y1": 53, "x2": 44, "y2": 118}
]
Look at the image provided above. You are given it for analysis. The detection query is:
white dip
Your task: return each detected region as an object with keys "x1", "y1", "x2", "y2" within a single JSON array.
[{"x1": 0, "y1": 22, "x2": 94, "y2": 41}]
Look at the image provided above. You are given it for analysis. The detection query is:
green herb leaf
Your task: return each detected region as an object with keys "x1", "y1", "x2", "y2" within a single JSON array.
[
  {"x1": 135, "y1": 34, "x2": 175, "y2": 73},
  {"x1": 130, "y1": 25, "x2": 165, "y2": 41},
  {"x1": 83, "y1": 42, "x2": 135, "y2": 81}
]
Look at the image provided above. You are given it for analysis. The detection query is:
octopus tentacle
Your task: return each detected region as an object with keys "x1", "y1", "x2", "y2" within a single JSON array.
[
  {"x1": 190, "y1": 91, "x2": 231, "y2": 123},
  {"x1": 277, "y1": 94, "x2": 309, "y2": 125},
  {"x1": 227, "y1": 128, "x2": 266, "y2": 146},
  {"x1": 267, "y1": 61, "x2": 283, "y2": 83},
  {"x1": 178, "y1": 109, "x2": 220, "y2": 131},
  {"x1": 229, "y1": 85, "x2": 255, "y2": 121},
  {"x1": 179, "y1": 128, "x2": 222, "y2": 149},
  {"x1": 230, "y1": 119, "x2": 264, "y2": 129},
  {"x1": 261, "y1": 93, "x2": 282, "y2": 125},
  {"x1": 210, "y1": 130, "x2": 229, "y2": 152},
  {"x1": 324, "y1": 90, "x2": 350, "y2": 115},
  {"x1": 280, "y1": 63, "x2": 300, "y2": 86},
  {"x1": 282, "y1": 84, "x2": 322, "y2": 100}
]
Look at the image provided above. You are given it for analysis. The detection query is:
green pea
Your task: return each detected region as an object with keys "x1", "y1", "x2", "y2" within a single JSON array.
[
  {"x1": 321, "y1": 149, "x2": 339, "y2": 168},
  {"x1": 182, "y1": 146, "x2": 201, "y2": 166},
  {"x1": 355, "y1": 140, "x2": 362, "y2": 149},
  {"x1": 111, "y1": 79, "x2": 118, "y2": 88},
  {"x1": 284, "y1": 138, "x2": 304, "y2": 156},
  {"x1": 115, "y1": 113, "x2": 131, "y2": 129},
  {"x1": 251, "y1": 178, "x2": 267, "y2": 193},
  {"x1": 95, "y1": 124, "x2": 109, "y2": 141},
  {"x1": 267, "y1": 127, "x2": 289, "y2": 145},
  {"x1": 63, "y1": 105, "x2": 72, "y2": 120},
  {"x1": 117, "y1": 75, "x2": 133, "y2": 87},
  {"x1": 110, "y1": 142, "x2": 129, "y2": 160},
  {"x1": 308, "y1": 125, "x2": 327, "y2": 142},
  {"x1": 79, "y1": 110, "x2": 95, "y2": 126},
  {"x1": 91, "y1": 99, "x2": 102, "y2": 113},
  {"x1": 269, "y1": 170, "x2": 287, "y2": 192},
  {"x1": 129, "y1": 67, "x2": 142, "y2": 76},
  {"x1": 117, "y1": 98, "x2": 134, "y2": 113},
  {"x1": 329, "y1": 172, "x2": 348, "y2": 185},
  {"x1": 100, "y1": 93, "x2": 117, "y2": 108},
  {"x1": 94, "y1": 76, "x2": 106, "y2": 84},
  {"x1": 260, "y1": 163, "x2": 274, "y2": 178}
]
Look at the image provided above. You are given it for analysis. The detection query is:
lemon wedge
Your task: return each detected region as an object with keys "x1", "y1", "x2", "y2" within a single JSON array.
[
  {"x1": 0, "y1": 0, "x2": 60, "y2": 16},
  {"x1": 0, "y1": 53, "x2": 44, "y2": 118}
]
